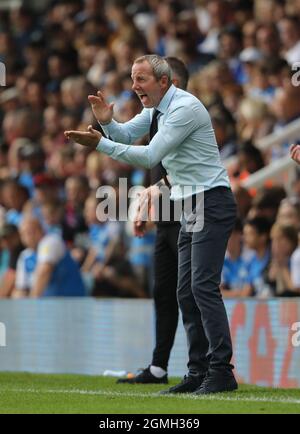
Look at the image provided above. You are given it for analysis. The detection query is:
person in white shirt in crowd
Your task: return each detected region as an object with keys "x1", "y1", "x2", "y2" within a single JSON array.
[
  {"x1": 13, "y1": 216, "x2": 85, "y2": 298},
  {"x1": 268, "y1": 223, "x2": 299, "y2": 296}
]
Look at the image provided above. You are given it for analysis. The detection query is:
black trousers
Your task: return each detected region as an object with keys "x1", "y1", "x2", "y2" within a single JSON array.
[
  {"x1": 151, "y1": 222, "x2": 180, "y2": 370},
  {"x1": 177, "y1": 187, "x2": 237, "y2": 377}
]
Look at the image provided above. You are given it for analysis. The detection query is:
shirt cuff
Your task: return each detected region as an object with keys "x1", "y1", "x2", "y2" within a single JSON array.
[
  {"x1": 96, "y1": 137, "x2": 115, "y2": 155},
  {"x1": 98, "y1": 119, "x2": 116, "y2": 137}
]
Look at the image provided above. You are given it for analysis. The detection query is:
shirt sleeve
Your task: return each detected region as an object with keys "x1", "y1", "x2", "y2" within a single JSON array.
[
  {"x1": 37, "y1": 235, "x2": 65, "y2": 265},
  {"x1": 101, "y1": 108, "x2": 151, "y2": 145},
  {"x1": 97, "y1": 105, "x2": 198, "y2": 169}
]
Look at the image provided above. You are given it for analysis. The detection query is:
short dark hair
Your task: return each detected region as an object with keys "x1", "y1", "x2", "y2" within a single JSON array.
[
  {"x1": 245, "y1": 217, "x2": 272, "y2": 236},
  {"x1": 164, "y1": 57, "x2": 189, "y2": 90},
  {"x1": 281, "y1": 15, "x2": 300, "y2": 28},
  {"x1": 233, "y1": 217, "x2": 243, "y2": 233}
]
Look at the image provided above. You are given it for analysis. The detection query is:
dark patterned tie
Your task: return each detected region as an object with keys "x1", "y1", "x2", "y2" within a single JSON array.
[
  {"x1": 149, "y1": 109, "x2": 160, "y2": 140},
  {"x1": 149, "y1": 110, "x2": 170, "y2": 187}
]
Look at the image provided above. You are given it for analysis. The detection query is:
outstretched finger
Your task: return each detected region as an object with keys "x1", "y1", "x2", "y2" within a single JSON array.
[
  {"x1": 64, "y1": 130, "x2": 83, "y2": 137},
  {"x1": 65, "y1": 130, "x2": 91, "y2": 140},
  {"x1": 88, "y1": 95, "x2": 102, "y2": 105},
  {"x1": 97, "y1": 90, "x2": 105, "y2": 100},
  {"x1": 291, "y1": 144, "x2": 299, "y2": 154},
  {"x1": 291, "y1": 147, "x2": 300, "y2": 160}
]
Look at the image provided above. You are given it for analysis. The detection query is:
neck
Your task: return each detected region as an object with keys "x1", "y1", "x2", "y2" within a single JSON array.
[
  {"x1": 228, "y1": 245, "x2": 241, "y2": 260},
  {"x1": 256, "y1": 245, "x2": 268, "y2": 258}
]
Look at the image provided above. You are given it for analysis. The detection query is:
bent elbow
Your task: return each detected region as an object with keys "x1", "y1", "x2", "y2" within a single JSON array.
[{"x1": 147, "y1": 156, "x2": 162, "y2": 169}]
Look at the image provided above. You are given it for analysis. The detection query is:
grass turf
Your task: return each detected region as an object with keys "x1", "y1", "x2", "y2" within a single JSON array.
[{"x1": 0, "y1": 372, "x2": 300, "y2": 414}]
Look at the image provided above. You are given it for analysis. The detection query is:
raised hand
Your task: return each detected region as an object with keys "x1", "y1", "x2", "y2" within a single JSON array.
[
  {"x1": 88, "y1": 91, "x2": 114, "y2": 124},
  {"x1": 133, "y1": 185, "x2": 161, "y2": 237},
  {"x1": 290, "y1": 144, "x2": 300, "y2": 165},
  {"x1": 64, "y1": 125, "x2": 102, "y2": 149}
]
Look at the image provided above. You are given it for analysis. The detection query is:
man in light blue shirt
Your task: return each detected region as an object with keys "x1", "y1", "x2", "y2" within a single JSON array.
[{"x1": 65, "y1": 54, "x2": 237, "y2": 395}]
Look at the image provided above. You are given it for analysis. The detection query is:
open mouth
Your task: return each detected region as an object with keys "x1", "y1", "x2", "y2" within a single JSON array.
[{"x1": 138, "y1": 94, "x2": 148, "y2": 102}]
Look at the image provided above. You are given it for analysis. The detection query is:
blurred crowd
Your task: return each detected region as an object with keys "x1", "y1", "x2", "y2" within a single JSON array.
[{"x1": 0, "y1": 0, "x2": 300, "y2": 298}]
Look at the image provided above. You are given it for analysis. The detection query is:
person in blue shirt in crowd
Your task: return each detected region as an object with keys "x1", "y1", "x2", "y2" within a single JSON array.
[
  {"x1": 13, "y1": 215, "x2": 85, "y2": 297},
  {"x1": 79, "y1": 194, "x2": 146, "y2": 298},
  {"x1": 242, "y1": 216, "x2": 272, "y2": 297},
  {"x1": 65, "y1": 54, "x2": 238, "y2": 395},
  {"x1": 17, "y1": 141, "x2": 46, "y2": 198},
  {"x1": 1, "y1": 179, "x2": 29, "y2": 227},
  {"x1": 0, "y1": 224, "x2": 25, "y2": 298},
  {"x1": 81, "y1": 194, "x2": 122, "y2": 280},
  {"x1": 221, "y1": 218, "x2": 253, "y2": 298}
]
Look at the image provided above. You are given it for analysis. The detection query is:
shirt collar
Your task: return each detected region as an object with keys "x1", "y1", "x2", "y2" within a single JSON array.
[{"x1": 155, "y1": 84, "x2": 177, "y2": 114}]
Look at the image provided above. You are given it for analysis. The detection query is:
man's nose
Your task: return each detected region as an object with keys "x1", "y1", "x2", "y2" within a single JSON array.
[{"x1": 132, "y1": 80, "x2": 139, "y2": 91}]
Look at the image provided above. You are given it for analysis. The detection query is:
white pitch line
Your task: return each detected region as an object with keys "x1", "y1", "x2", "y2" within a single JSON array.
[{"x1": 1, "y1": 388, "x2": 300, "y2": 405}]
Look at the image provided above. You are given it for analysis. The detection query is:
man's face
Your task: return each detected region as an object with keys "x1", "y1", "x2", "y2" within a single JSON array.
[
  {"x1": 19, "y1": 221, "x2": 42, "y2": 249},
  {"x1": 131, "y1": 61, "x2": 168, "y2": 108},
  {"x1": 243, "y1": 224, "x2": 260, "y2": 250}
]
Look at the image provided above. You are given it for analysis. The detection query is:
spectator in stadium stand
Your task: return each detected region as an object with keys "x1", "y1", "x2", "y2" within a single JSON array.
[
  {"x1": 231, "y1": 185, "x2": 253, "y2": 222},
  {"x1": 241, "y1": 217, "x2": 272, "y2": 298},
  {"x1": 17, "y1": 141, "x2": 46, "y2": 197},
  {"x1": 0, "y1": 224, "x2": 24, "y2": 298},
  {"x1": 79, "y1": 194, "x2": 146, "y2": 298},
  {"x1": 210, "y1": 107, "x2": 237, "y2": 160},
  {"x1": 290, "y1": 144, "x2": 300, "y2": 164},
  {"x1": 218, "y1": 25, "x2": 245, "y2": 85},
  {"x1": 23, "y1": 173, "x2": 61, "y2": 227},
  {"x1": 248, "y1": 186, "x2": 287, "y2": 223},
  {"x1": 117, "y1": 57, "x2": 189, "y2": 385},
  {"x1": 276, "y1": 197, "x2": 300, "y2": 230},
  {"x1": 1, "y1": 179, "x2": 30, "y2": 227},
  {"x1": 256, "y1": 23, "x2": 281, "y2": 60},
  {"x1": 63, "y1": 175, "x2": 89, "y2": 243},
  {"x1": 242, "y1": 19, "x2": 257, "y2": 50},
  {"x1": 40, "y1": 199, "x2": 65, "y2": 237},
  {"x1": 0, "y1": 141, "x2": 9, "y2": 179},
  {"x1": 80, "y1": 194, "x2": 122, "y2": 276},
  {"x1": 65, "y1": 54, "x2": 238, "y2": 395},
  {"x1": 278, "y1": 15, "x2": 300, "y2": 66},
  {"x1": 246, "y1": 59, "x2": 277, "y2": 104},
  {"x1": 221, "y1": 218, "x2": 252, "y2": 298},
  {"x1": 271, "y1": 89, "x2": 300, "y2": 146},
  {"x1": 12, "y1": 215, "x2": 85, "y2": 298},
  {"x1": 234, "y1": 141, "x2": 265, "y2": 186},
  {"x1": 266, "y1": 223, "x2": 299, "y2": 296}
]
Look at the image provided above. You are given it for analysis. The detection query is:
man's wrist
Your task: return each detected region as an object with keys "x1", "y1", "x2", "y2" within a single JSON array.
[
  {"x1": 96, "y1": 137, "x2": 103, "y2": 151},
  {"x1": 155, "y1": 179, "x2": 165, "y2": 189}
]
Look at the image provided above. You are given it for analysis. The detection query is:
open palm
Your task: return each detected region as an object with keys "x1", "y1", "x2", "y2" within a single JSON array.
[
  {"x1": 88, "y1": 91, "x2": 114, "y2": 124},
  {"x1": 64, "y1": 126, "x2": 102, "y2": 148}
]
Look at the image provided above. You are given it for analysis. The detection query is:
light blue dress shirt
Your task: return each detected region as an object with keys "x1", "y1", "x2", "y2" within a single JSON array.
[{"x1": 97, "y1": 84, "x2": 230, "y2": 200}]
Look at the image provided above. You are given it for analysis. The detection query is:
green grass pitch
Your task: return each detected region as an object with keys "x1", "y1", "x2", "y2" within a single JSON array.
[{"x1": 0, "y1": 372, "x2": 300, "y2": 414}]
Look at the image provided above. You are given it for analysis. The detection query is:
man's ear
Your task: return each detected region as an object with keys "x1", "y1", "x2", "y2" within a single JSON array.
[
  {"x1": 160, "y1": 75, "x2": 169, "y2": 88},
  {"x1": 172, "y1": 78, "x2": 179, "y2": 88}
]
